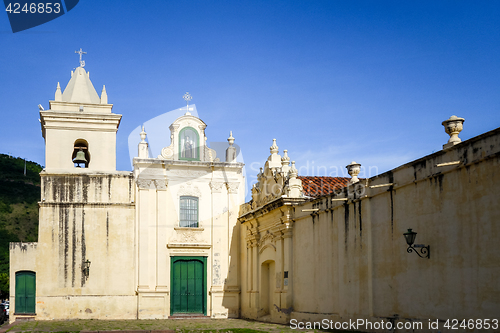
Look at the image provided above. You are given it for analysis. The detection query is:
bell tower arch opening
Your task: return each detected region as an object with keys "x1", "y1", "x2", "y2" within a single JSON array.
[{"x1": 72, "y1": 139, "x2": 90, "y2": 168}]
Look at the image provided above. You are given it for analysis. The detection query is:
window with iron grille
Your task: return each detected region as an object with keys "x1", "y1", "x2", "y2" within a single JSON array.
[{"x1": 179, "y1": 196, "x2": 198, "y2": 228}]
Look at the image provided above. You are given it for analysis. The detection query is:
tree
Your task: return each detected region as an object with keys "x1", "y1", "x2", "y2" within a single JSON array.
[{"x1": 0, "y1": 273, "x2": 9, "y2": 299}]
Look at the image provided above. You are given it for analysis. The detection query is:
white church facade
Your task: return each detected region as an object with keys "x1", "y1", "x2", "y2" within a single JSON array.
[{"x1": 10, "y1": 61, "x2": 245, "y2": 321}]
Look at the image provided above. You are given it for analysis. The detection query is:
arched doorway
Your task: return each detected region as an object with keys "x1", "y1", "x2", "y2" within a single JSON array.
[
  {"x1": 260, "y1": 260, "x2": 275, "y2": 316},
  {"x1": 15, "y1": 271, "x2": 36, "y2": 314}
]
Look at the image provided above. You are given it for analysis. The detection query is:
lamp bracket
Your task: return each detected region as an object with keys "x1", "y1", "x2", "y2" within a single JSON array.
[{"x1": 407, "y1": 245, "x2": 430, "y2": 259}]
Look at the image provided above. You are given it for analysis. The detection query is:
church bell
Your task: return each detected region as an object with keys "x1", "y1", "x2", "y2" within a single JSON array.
[{"x1": 73, "y1": 148, "x2": 87, "y2": 167}]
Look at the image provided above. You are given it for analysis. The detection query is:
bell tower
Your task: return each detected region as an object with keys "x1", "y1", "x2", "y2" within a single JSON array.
[{"x1": 40, "y1": 51, "x2": 121, "y2": 171}]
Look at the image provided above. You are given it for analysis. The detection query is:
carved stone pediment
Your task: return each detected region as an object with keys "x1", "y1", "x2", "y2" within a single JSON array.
[
  {"x1": 136, "y1": 177, "x2": 168, "y2": 190},
  {"x1": 154, "y1": 179, "x2": 167, "y2": 190},
  {"x1": 210, "y1": 181, "x2": 224, "y2": 193},
  {"x1": 137, "y1": 178, "x2": 153, "y2": 189},
  {"x1": 178, "y1": 184, "x2": 202, "y2": 198},
  {"x1": 204, "y1": 146, "x2": 217, "y2": 162},
  {"x1": 171, "y1": 169, "x2": 207, "y2": 178},
  {"x1": 160, "y1": 144, "x2": 174, "y2": 159},
  {"x1": 258, "y1": 230, "x2": 277, "y2": 253},
  {"x1": 226, "y1": 182, "x2": 239, "y2": 194},
  {"x1": 169, "y1": 227, "x2": 206, "y2": 244},
  {"x1": 258, "y1": 230, "x2": 275, "y2": 245}
]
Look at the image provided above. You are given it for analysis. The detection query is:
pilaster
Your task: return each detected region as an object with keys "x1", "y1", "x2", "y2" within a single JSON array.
[
  {"x1": 225, "y1": 181, "x2": 240, "y2": 287},
  {"x1": 209, "y1": 180, "x2": 225, "y2": 317},
  {"x1": 137, "y1": 183, "x2": 152, "y2": 291},
  {"x1": 155, "y1": 179, "x2": 168, "y2": 291},
  {"x1": 282, "y1": 224, "x2": 293, "y2": 309}
]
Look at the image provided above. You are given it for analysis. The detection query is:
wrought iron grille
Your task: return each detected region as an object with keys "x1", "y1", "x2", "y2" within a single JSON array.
[{"x1": 180, "y1": 196, "x2": 198, "y2": 228}]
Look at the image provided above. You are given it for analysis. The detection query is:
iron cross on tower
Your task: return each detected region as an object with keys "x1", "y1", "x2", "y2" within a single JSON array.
[
  {"x1": 75, "y1": 48, "x2": 87, "y2": 67},
  {"x1": 183, "y1": 92, "x2": 193, "y2": 113}
]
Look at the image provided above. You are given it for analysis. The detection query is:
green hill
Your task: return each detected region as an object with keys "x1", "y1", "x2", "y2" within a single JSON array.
[{"x1": 0, "y1": 153, "x2": 43, "y2": 297}]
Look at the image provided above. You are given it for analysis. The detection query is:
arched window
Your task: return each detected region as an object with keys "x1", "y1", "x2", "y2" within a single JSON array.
[
  {"x1": 179, "y1": 196, "x2": 198, "y2": 228},
  {"x1": 179, "y1": 127, "x2": 199, "y2": 161},
  {"x1": 72, "y1": 139, "x2": 90, "y2": 168}
]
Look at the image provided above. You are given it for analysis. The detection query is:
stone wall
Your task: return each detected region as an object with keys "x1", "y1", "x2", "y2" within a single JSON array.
[
  {"x1": 10, "y1": 171, "x2": 136, "y2": 322},
  {"x1": 239, "y1": 127, "x2": 500, "y2": 331}
]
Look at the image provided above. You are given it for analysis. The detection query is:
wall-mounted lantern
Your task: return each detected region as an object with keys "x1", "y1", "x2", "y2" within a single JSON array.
[
  {"x1": 83, "y1": 259, "x2": 91, "y2": 278},
  {"x1": 403, "y1": 229, "x2": 430, "y2": 259}
]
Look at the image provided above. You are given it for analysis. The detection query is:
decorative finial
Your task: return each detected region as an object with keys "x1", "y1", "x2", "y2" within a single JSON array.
[
  {"x1": 346, "y1": 161, "x2": 361, "y2": 184},
  {"x1": 287, "y1": 161, "x2": 303, "y2": 198},
  {"x1": 55, "y1": 82, "x2": 62, "y2": 101},
  {"x1": 75, "y1": 48, "x2": 87, "y2": 67},
  {"x1": 226, "y1": 131, "x2": 237, "y2": 162},
  {"x1": 183, "y1": 92, "x2": 193, "y2": 115},
  {"x1": 140, "y1": 125, "x2": 147, "y2": 143},
  {"x1": 289, "y1": 161, "x2": 298, "y2": 178},
  {"x1": 442, "y1": 115, "x2": 465, "y2": 149},
  {"x1": 257, "y1": 167, "x2": 264, "y2": 180},
  {"x1": 270, "y1": 138, "x2": 279, "y2": 154},
  {"x1": 100, "y1": 85, "x2": 108, "y2": 104},
  {"x1": 228, "y1": 131, "x2": 235, "y2": 146},
  {"x1": 281, "y1": 149, "x2": 291, "y2": 174},
  {"x1": 281, "y1": 149, "x2": 290, "y2": 164}
]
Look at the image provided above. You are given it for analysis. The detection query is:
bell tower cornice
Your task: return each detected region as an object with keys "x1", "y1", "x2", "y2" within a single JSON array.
[{"x1": 40, "y1": 111, "x2": 121, "y2": 138}]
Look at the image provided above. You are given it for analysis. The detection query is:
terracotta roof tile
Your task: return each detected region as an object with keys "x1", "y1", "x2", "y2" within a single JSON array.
[{"x1": 298, "y1": 176, "x2": 350, "y2": 198}]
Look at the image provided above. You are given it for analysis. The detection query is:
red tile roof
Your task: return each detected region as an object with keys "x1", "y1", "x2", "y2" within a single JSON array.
[{"x1": 298, "y1": 176, "x2": 350, "y2": 198}]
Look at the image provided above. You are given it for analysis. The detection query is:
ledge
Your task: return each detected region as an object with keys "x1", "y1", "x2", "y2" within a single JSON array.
[
  {"x1": 40, "y1": 170, "x2": 133, "y2": 176},
  {"x1": 167, "y1": 243, "x2": 211, "y2": 249},
  {"x1": 13, "y1": 313, "x2": 36, "y2": 316},
  {"x1": 39, "y1": 202, "x2": 135, "y2": 207},
  {"x1": 133, "y1": 157, "x2": 244, "y2": 168},
  {"x1": 174, "y1": 227, "x2": 204, "y2": 232},
  {"x1": 238, "y1": 197, "x2": 305, "y2": 221}
]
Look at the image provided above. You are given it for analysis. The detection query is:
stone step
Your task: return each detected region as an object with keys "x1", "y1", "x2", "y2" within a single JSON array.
[
  {"x1": 13, "y1": 316, "x2": 36, "y2": 322},
  {"x1": 168, "y1": 314, "x2": 209, "y2": 320}
]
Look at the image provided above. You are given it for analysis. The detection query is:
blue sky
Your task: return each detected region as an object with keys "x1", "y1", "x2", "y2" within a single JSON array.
[{"x1": 1, "y1": 1, "x2": 499, "y2": 187}]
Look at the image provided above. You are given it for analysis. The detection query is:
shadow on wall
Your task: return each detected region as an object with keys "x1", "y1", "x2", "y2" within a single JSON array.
[{"x1": 220, "y1": 209, "x2": 240, "y2": 318}]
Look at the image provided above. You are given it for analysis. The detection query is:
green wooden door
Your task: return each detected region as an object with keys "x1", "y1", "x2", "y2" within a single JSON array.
[
  {"x1": 15, "y1": 271, "x2": 36, "y2": 314},
  {"x1": 171, "y1": 257, "x2": 206, "y2": 315}
]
